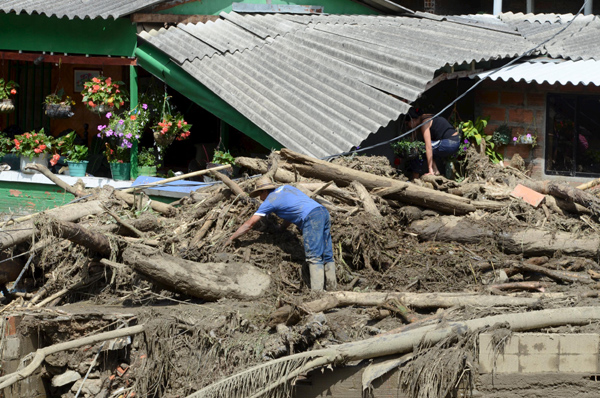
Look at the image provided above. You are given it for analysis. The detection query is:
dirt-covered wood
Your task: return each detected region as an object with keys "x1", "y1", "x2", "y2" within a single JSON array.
[
  {"x1": 48, "y1": 219, "x2": 112, "y2": 256},
  {"x1": 0, "y1": 200, "x2": 105, "y2": 251},
  {"x1": 268, "y1": 291, "x2": 556, "y2": 326},
  {"x1": 189, "y1": 307, "x2": 600, "y2": 398},
  {"x1": 0, "y1": 324, "x2": 145, "y2": 391},
  {"x1": 410, "y1": 215, "x2": 600, "y2": 257},
  {"x1": 523, "y1": 180, "x2": 600, "y2": 215},
  {"x1": 279, "y1": 149, "x2": 476, "y2": 215},
  {"x1": 122, "y1": 245, "x2": 272, "y2": 300}
]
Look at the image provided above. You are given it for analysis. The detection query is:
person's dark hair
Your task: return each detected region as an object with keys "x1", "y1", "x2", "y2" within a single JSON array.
[{"x1": 407, "y1": 107, "x2": 424, "y2": 120}]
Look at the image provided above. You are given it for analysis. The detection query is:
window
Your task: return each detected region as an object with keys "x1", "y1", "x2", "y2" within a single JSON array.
[{"x1": 546, "y1": 94, "x2": 600, "y2": 177}]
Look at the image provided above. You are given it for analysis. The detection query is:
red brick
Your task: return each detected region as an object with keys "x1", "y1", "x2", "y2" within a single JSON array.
[
  {"x1": 508, "y1": 109, "x2": 534, "y2": 124},
  {"x1": 501, "y1": 92, "x2": 524, "y2": 106},
  {"x1": 477, "y1": 91, "x2": 499, "y2": 104},
  {"x1": 526, "y1": 93, "x2": 546, "y2": 107},
  {"x1": 511, "y1": 184, "x2": 545, "y2": 207},
  {"x1": 481, "y1": 106, "x2": 507, "y2": 122},
  {"x1": 484, "y1": 123, "x2": 499, "y2": 135}
]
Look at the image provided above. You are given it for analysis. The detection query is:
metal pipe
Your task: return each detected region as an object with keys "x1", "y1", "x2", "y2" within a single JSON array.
[
  {"x1": 493, "y1": 0, "x2": 502, "y2": 15},
  {"x1": 526, "y1": 0, "x2": 534, "y2": 13},
  {"x1": 584, "y1": 0, "x2": 593, "y2": 15}
]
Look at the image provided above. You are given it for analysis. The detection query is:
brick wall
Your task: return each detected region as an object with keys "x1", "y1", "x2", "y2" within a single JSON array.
[{"x1": 474, "y1": 81, "x2": 600, "y2": 180}]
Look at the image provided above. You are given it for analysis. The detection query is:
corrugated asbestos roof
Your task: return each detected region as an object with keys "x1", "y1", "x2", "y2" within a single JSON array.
[
  {"x1": 139, "y1": 12, "x2": 531, "y2": 158},
  {"x1": 475, "y1": 59, "x2": 600, "y2": 86},
  {"x1": 0, "y1": 0, "x2": 167, "y2": 20},
  {"x1": 500, "y1": 12, "x2": 600, "y2": 61}
]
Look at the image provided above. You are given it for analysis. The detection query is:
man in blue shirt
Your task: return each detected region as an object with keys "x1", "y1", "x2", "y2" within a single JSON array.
[{"x1": 226, "y1": 176, "x2": 337, "y2": 292}]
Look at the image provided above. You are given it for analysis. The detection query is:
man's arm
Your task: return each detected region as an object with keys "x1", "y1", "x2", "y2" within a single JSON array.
[{"x1": 226, "y1": 214, "x2": 263, "y2": 244}]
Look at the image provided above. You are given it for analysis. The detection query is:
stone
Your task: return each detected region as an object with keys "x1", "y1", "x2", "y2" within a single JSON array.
[{"x1": 51, "y1": 370, "x2": 81, "y2": 387}]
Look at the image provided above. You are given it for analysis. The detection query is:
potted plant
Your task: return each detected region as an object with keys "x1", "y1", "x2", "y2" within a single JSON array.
[
  {"x1": 97, "y1": 104, "x2": 150, "y2": 180},
  {"x1": 57, "y1": 131, "x2": 89, "y2": 177},
  {"x1": 204, "y1": 149, "x2": 235, "y2": 182},
  {"x1": 81, "y1": 76, "x2": 128, "y2": 114},
  {"x1": 0, "y1": 78, "x2": 18, "y2": 113},
  {"x1": 138, "y1": 147, "x2": 160, "y2": 177},
  {"x1": 492, "y1": 124, "x2": 512, "y2": 146},
  {"x1": 513, "y1": 130, "x2": 537, "y2": 147},
  {"x1": 11, "y1": 129, "x2": 60, "y2": 174},
  {"x1": 44, "y1": 88, "x2": 75, "y2": 119},
  {"x1": 151, "y1": 112, "x2": 192, "y2": 148},
  {"x1": 391, "y1": 139, "x2": 426, "y2": 160}
]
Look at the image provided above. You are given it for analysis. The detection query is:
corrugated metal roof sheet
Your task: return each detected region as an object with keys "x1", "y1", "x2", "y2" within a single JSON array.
[
  {"x1": 475, "y1": 59, "x2": 600, "y2": 86},
  {"x1": 139, "y1": 12, "x2": 531, "y2": 158},
  {"x1": 0, "y1": 0, "x2": 167, "y2": 20}
]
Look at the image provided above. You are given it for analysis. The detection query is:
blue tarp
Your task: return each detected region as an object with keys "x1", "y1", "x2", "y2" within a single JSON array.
[{"x1": 131, "y1": 176, "x2": 218, "y2": 195}]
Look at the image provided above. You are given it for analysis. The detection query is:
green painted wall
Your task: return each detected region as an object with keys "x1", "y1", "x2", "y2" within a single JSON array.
[
  {"x1": 0, "y1": 14, "x2": 137, "y2": 56},
  {"x1": 0, "y1": 181, "x2": 74, "y2": 216},
  {"x1": 159, "y1": 0, "x2": 378, "y2": 16}
]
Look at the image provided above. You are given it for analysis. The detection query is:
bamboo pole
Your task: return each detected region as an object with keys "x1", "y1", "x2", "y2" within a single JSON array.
[{"x1": 121, "y1": 164, "x2": 232, "y2": 193}]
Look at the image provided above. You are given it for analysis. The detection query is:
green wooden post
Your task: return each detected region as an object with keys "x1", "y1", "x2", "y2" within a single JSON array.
[
  {"x1": 129, "y1": 65, "x2": 138, "y2": 179},
  {"x1": 220, "y1": 120, "x2": 230, "y2": 151}
]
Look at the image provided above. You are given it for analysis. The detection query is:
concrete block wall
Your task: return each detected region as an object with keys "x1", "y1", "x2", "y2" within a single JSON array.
[
  {"x1": 474, "y1": 80, "x2": 600, "y2": 181},
  {"x1": 0, "y1": 315, "x2": 46, "y2": 398},
  {"x1": 479, "y1": 332, "x2": 600, "y2": 374}
]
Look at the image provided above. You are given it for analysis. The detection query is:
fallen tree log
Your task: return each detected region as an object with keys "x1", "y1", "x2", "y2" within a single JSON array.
[
  {"x1": 279, "y1": 149, "x2": 476, "y2": 215},
  {"x1": 113, "y1": 190, "x2": 176, "y2": 217},
  {"x1": 351, "y1": 181, "x2": 381, "y2": 217},
  {"x1": 268, "y1": 291, "x2": 559, "y2": 326},
  {"x1": 26, "y1": 163, "x2": 86, "y2": 197},
  {"x1": 297, "y1": 182, "x2": 358, "y2": 205},
  {"x1": 514, "y1": 262, "x2": 593, "y2": 284},
  {"x1": 122, "y1": 245, "x2": 271, "y2": 300},
  {"x1": 188, "y1": 306, "x2": 600, "y2": 398},
  {"x1": 0, "y1": 200, "x2": 105, "y2": 251},
  {"x1": 235, "y1": 157, "x2": 299, "y2": 183},
  {"x1": 0, "y1": 324, "x2": 144, "y2": 391},
  {"x1": 410, "y1": 216, "x2": 600, "y2": 257},
  {"x1": 523, "y1": 180, "x2": 600, "y2": 215},
  {"x1": 48, "y1": 219, "x2": 112, "y2": 256}
]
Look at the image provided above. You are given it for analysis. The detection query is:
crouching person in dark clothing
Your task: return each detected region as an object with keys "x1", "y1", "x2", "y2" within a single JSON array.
[{"x1": 225, "y1": 176, "x2": 337, "y2": 291}]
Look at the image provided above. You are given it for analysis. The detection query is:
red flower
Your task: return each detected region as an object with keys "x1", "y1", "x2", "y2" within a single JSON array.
[
  {"x1": 34, "y1": 148, "x2": 42, "y2": 154},
  {"x1": 88, "y1": 101, "x2": 96, "y2": 107},
  {"x1": 39, "y1": 144, "x2": 46, "y2": 150},
  {"x1": 50, "y1": 153, "x2": 60, "y2": 166},
  {"x1": 10, "y1": 89, "x2": 16, "y2": 95},
  {"x1": 92, "y1": 85, "x2": 100, "y2": 92},
  {"x1": 92, "y1": 77, "x2": 100, "y2": 83},
  {"x1": 130, "y1": 115, "x2": 137, "y2": 120}
]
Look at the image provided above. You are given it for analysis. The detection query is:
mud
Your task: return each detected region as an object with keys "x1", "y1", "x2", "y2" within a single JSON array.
[{"x1": 2, "y1": 151, "x2": 600, "y2": 398}]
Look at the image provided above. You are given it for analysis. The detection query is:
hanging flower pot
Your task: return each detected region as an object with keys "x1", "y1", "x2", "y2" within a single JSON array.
[
  {"x1": 81, "y1": 76, "x2": 128, "y2": 114},
  {"x1": 151, "y1": 95, "x2": 192, "y2": 148},
  {"x1": 45, "y1": 103, "x2": 74, "y2": 119},
  {"x1": 153, "y1": 130, "x2": 176, "y2": 147},
  {"x1": 0, "y1": 79, "x2": 18, "y2": 113},
  {"x1": 44, "y1": 90, "x2": 75, "y2": 118},
  {"x1": 0, "y1": 98, "x2": 15, "y2": 113}
]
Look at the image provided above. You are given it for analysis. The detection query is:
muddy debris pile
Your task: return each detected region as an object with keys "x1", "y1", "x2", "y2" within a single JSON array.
[{"x1": 2, "y1": 148, "x2": 600, "y2": 398}]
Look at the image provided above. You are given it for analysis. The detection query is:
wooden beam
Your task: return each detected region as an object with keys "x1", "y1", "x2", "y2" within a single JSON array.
[
  {"x1": 0, "y1": 51, "x2": 136, "y2": 66},
  {"x1": 131, "y1": 13, "x2": 220, "y2": 24}
]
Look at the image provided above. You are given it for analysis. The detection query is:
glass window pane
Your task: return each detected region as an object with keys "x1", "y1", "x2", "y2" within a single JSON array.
[{"x1": 546, "y1": 95, "x2": 576, "y2": 175}]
